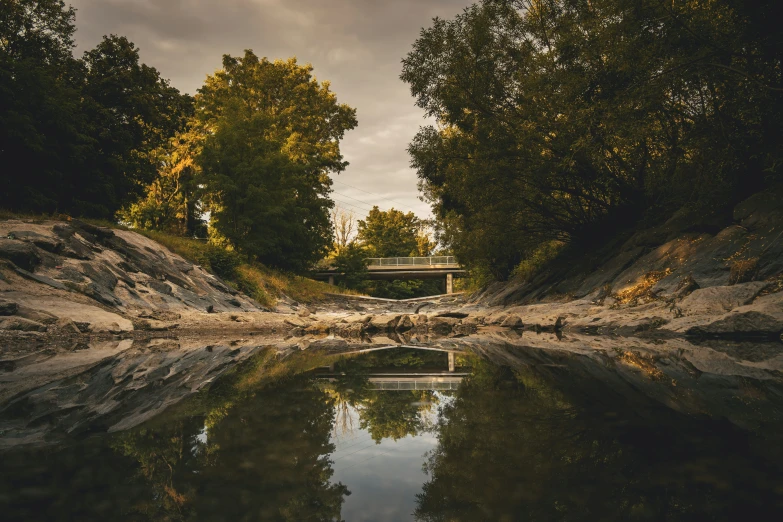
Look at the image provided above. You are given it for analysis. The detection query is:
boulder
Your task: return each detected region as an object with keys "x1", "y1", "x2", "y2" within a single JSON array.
[
  {"x1": 0, "y1": 239, "x2": 41, "y2": 271},
  {"x1": 678, "y1": 282, "x2": 769, "y2": 316},
  {"x1": 304, "y1": 322, "x2": 330, "y2": 335},
  {"x1": 0, "y1": 300, "x2": 18, "y2": 316},
  {"x1": 396, "y1": 315, "x2": 414, "y2": 332},
  {"x1": 369, "y1": 314, "x2": 401, "y2": 331},
  {"x1": 500, "y1": 315, "x2": 524, "y2": 328},
  {"x1": 16, "y1": 306, "x2": 58, "y2": 324},
  {"x1": 54, "y1": 317, "x2": 83, "y2": 334},
  {"x1": 428, "y1": 316, "x2": 459, "y2": 334},
  {"x1": 0, "y1": 316, "x2": 47, "y2": 332},
  {"x1": 687, "y1": 311, "x2": 783, "y2": 340},
  {"x1": 8, "y1": 230, "x2": 63, "y2": 253}
]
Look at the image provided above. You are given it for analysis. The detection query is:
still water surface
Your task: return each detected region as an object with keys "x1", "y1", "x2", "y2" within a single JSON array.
[{"x1": 2, "y1": 344, "x2": 783, "y2": 521}]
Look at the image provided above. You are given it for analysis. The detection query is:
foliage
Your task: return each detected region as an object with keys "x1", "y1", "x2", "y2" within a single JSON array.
[
  {"x1": 0, "y1": 3, "x2": 191, "y2": 218},
  {"x1": 331, "y1": 241, "x2": 369, "y2": 288},
  {"x1": 137, "y1": 228, "x2": 357, "y2": 306},
  {"x1": 510, "y1": 240, "x2": 565, "y2": 282},
  {"x1": 357, "y1": 206, "x2": 431, "y2": 258},
  {"x1": 117, "y1": 127, "x2": 206, "y2": 236},
  {"x1": 402, "y1": 0, "x2": 783, "y2": 279},
  {"x1": 196, "y1": 51, "x2": 357, "y2": 271}
]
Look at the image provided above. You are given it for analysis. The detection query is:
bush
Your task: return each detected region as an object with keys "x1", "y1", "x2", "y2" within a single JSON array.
[{"x1": 511, "y1": 241, "x2": 565, "y2": 283}]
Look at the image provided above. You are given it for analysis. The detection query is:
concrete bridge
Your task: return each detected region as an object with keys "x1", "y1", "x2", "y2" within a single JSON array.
[
  {"x1": 314, "y1": 256, "x2": 466, "y2": 293},
  {"x1": 314, "y1": 348, "x2": 466, "y2": 391}
]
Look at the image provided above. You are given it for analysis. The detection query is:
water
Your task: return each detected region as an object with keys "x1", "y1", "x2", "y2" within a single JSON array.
[{"x1": 2, "y1": 343, "x2": 783, "y2": 521}]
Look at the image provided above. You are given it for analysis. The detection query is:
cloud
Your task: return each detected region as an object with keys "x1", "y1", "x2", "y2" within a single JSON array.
[{"x1": 68, "y1": 0, "x2": 474, "y2": 219}]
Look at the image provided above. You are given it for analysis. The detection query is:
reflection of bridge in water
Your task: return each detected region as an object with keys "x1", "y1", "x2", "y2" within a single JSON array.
[{"x1": 314, "y1": 345, "x2": 469, "y2": 391}]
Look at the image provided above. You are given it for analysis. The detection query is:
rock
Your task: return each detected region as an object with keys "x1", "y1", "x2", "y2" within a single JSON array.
[
  {"x1": 0, "y1": 239, "x2": 41, "y2": 271},
  {"x1": 678, "y1": 282, "x2": 769, "y2": 316},
  {"x1": 414, "y1": 314, "x2": 428, "y2": 326},
  {"x1": 13, "y1": 267, "x2": 68, "y2": 290},
  {"x1": 148, "y1": 280, "x2": 173, "y2": 296},
  {"x1": 436, "y1": 311, "x2": 469, "y2": 319},
  {"x1": 285, "y1": 317, "x2": 309, "y2": 328},
  {"x1": 8, "y1": 230, "x2": 63, "y2": 253},
  {"x1": 0, "y1": 300, "x2": 19, "y2": 316},
  {"x1": 687, "y1": 311, "x2": 783, "y2": 340},
  {"x1": 396, "y1": 315, "x2": 414, "y2": 332},
  {"x1": 308, "y1": 337, "x2": 349, "y2": 351},
  {"x1": 304, "y1": 322, "x2": 330, "y2": 335},
  {"x1": 55, "y1": 317, "x2": 83, "y2": 334},
  {"x1": 297, "y1": 308, "x2": 311, "y2": 318},
  {"x1": 16, "y1": 306, "x2": 58, "y2": 324},
  {"x1": 369, "y1": 314, "x2": 401, "y2": 331},
  {"x1": 206, "y1": 304, "x2": 215, "y2": 313},
  {"x1": 0, "y1": 316, "x2": 47, "y2": 332},
  {"x1": 91, "y1": 321, "x2": 124, "y2": 334},
  {"x1": 500, "y1": 315, "x2": 524, "y2": 328},
  {"x1": 331, "y1": 322, "x2": 364, "y2": 338},
  {"x1": 428, "y1": 316, "x2": 459, "y2": 334}
]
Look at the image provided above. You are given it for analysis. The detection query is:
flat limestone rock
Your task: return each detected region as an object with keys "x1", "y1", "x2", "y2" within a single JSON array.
[
  {"x1": 3, "y1": 291, "x2": 133, "y2": 332},
  {"x1": 679, "y1": 282, "x2": 769, "y2": 316},
  {"x1": 0, "y1": 316, "x2": 47, "y2": 332}
]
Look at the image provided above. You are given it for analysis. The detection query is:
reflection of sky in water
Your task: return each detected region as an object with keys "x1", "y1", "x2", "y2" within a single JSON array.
[{"x1": 330, "y1": 394, "x2": 452, "y2": 522}]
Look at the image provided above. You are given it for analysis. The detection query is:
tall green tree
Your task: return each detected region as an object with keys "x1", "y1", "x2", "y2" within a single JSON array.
[
  {"x1": 0, "y1": 2, "x2": 191, "y2": 218},
  {"x1": 77, "y1": 35, "x2": 193, "y2": 218},
  {"x1": 196, "y1": 51, "x2": 357, "y2": 271},
  {"x1": 357, "y1": 206, "x2": 430, "y2": 258},
  {"x1": 402, "y1": 0, "x2": 783, "y2": 278},
  {"x1": 0, "y1": 0, "x2": 83, "y2": 213}
]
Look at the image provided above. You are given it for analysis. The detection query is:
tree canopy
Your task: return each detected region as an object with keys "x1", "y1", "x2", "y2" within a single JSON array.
[
  {"x1": 357, "y1": 206, "x2": 431, "y2": 258},
  {"x1": 195, "y1": 51, "x2": 357, "y2": 270},
  {"x1": 402, "y1": 0, "x2": 783, "y2": 278},
  {"x1": 0, "y1": 1, "x2": 192, "y2": 218}
]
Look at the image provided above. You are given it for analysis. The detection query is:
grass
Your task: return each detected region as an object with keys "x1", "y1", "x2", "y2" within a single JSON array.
[
  {"x1": 134, "y1": 230, "x2": 360, "y2": 307},
  {"x1": 1, "y1": 210, "x2": 360, "y2": 306}
]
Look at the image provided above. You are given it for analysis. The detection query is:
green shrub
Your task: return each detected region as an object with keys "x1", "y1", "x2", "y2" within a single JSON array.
[{"x1": 511, "y1": 241, "x2": 565, "y2": 283}]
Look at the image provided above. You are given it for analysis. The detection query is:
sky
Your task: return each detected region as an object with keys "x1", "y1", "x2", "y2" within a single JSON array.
[{"x1": 67, "y1": 0, "x2": 475, "y2": 222}]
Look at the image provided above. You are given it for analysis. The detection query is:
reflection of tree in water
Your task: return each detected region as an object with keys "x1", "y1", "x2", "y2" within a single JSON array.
[
  {"x1": 357, "y1": 389, "x2": 437, "y2": 443},
  {"x1": 113, "y1": 374, "x2": 349, "y2": 521},
  {"x1": 415, "y1": 359, "x2": 783, "y2": 521},
  {"x1": 326, "y1": 348, "x2": 452, "y2": 442}
]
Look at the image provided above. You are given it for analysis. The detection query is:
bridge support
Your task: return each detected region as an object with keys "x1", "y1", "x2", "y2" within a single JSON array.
[
  {"x1": 328, "y1": 275, "x2": 334, "y2": 286},
  {"x1": 448, "y1": 352, "x2": 455, "y2": 372},
  {"x1": 446, "y1": 273, "x2": 453, "y2": 294}
]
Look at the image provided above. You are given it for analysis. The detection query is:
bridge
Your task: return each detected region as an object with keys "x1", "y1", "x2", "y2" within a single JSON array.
[
  {"x1": 314, "y1": 256, "x2": 466, "y2": 293},
  {"x1": 313, "y1": 348, "x2": 466, "y2": 391}
]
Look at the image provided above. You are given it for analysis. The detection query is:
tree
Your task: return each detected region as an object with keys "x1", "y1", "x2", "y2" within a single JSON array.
[
  {"x1": 196, "y1": 51, "x2": 357, "y2": 271},
  {"x1": 402, "y1": 0, "x2": 783, "y2": 279},
  {"x1": 331, "y1": 241, "x2": 369, "y2": 288},
  {"x1": 0, "y1": 0, "x2": 83, "y2": 213},
  {"x1": 0, "y1": 4, "x2": 191, "y2": 218},
  {"x1": 357, "y1": 206, "x2": 429, "y2": 258},
  {"x1": 331, "y1": 205, "x2": 356, "y2": 250},
  {"x1": 77, "y1": 35, "x2": 193, "y2": 218},
  {"x1": 118, "y1": 126, "x2": 206, "y2": 236}
]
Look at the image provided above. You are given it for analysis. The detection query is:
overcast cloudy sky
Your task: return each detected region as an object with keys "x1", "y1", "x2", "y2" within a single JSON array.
[{"x1": 68, "y1": 0, "x2": 474, "y2": 220}]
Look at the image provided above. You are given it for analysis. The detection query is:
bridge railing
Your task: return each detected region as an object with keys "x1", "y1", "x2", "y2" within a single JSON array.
[{"x1": 365, "y1": 256, "x2": 457, "y2": 267}]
